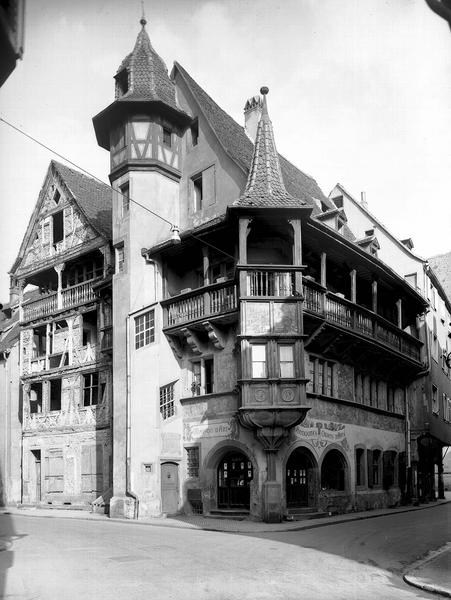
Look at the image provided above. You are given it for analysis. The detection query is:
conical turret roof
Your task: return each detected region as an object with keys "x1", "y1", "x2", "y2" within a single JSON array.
[
  {"x1": 115, "y1": 18, "x2": 178, "y2": 110},
  {"x1": 236, "y1": 88, "x2": 305, "y2": 208}
]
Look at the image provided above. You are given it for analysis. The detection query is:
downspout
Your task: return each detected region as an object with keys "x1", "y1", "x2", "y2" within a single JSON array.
[{"x1": 125, "y1": 314, "x2": 139, "y2": 518}]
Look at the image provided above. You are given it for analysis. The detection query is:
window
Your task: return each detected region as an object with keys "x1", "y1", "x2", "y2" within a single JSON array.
[
  {"x1": 83, "y1": 372, "x2": 99, "y2": 406},
  {"x1": 135, "y1": 310, "x2": 155, "y2": 349},
  {"x1": 191, "y1": 119, "x2": 199, "y2": 147},
  {"x1": 162, "y1": 127, "x2": 172, "y2": 147},
  {"x1": 120, "y1": 182, "x2": 129, "y2": 215},
  {"x1": 279, "y1": 345, "x2": 295, "y2": 378},
  {"x1": 355, "y1": 448, "x2": 365, "y2": 486},
  {"x1": 387, "y1": 385, "x2": 395, "y2": 412},
  {"x1": 354, "y1": 372, "x2": 363, "y2": 404},
  {"x1": 432, "y1": 384, "x2": 439, "y2": 414},
  {"x1": 116, "y1": 245, "x2": 125, "y2": 274},
  {"x1": 383, "y1": 451, "x2": 396, "y2": 490},
  {"x1": 251, "y1": 344, "x2": 267, "y2": 378},
  {"x1": 115, "y1": 69, "x2": 128, "y2": 96},
  {"x1": 52, "y1": 211, "x2": 64, "y2": 246},
  {"x1": 81, "y1": 444, "x2": 103, "y2": 494},
  {"x1": 186, "y1": 446, "x2": 200, "y2": 478},
  {"x1": 49, "y1": 379, "x2": 62, "y2": 411},
  {"x1": 444, "y1": 394, "x2": 451, "y2": 423},
  {"x1": 193, "y1": 174, "x2": 203, "y2": 211},
  {"x1": 30, "y1": 383, "x2": 43, "y2": 414},
  {"x1": 308, "y1": 357, "x2": 335, "y2": 396},
  {"x1": 160, "y1": 382, "x2": 175, "y2": 420},
  {"x1": 53, "y1": 189, "x2": 61, "y2": 205},
  {"x1": 321, "y1": 449, "x2": 346, "y2": 491},
  {"x1": 367, "y1": 449, "x2": 381, "y2": 487},
  {"x1": 190, "y1": 358, "x2": 214, "y2": 395}
]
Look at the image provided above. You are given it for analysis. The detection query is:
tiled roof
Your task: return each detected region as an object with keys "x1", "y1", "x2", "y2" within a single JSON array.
[
  {"x1": 237, "y1": 90, "x2": 304, "y2": 208},
  {"x1": 429, "y1": 251, "x2": 451, "y2": 302},
  {"x1": 116, "y1": 22, "x2": 178, "y2": 110},
  {"x1": 52, "y1": 161, "x2": 112, "y2": 240}
]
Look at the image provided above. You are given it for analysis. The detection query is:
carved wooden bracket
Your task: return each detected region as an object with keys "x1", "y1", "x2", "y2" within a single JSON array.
[
  {"x1": 181, "y1": 327, "x2": 202, "y2": 354},
  {"x1": 202, "y1": 320, "x2": 225, "y2": 350}
]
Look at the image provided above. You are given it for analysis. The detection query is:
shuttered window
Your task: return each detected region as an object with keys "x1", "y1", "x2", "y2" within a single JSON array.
[
  {"x1": 45, "y1": 450, "x2": 64, "y2": 493},
  {"x1": 81, "y1": 445, "x2": 104, "y2": 495}
]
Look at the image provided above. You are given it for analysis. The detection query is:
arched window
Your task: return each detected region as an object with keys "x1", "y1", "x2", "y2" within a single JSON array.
[{"x1": 321, "y1": 449, "x2": 346, "y2": 491}]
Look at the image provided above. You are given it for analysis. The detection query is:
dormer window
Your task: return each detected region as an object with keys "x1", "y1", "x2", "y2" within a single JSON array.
[
  {"x1": 115, "y1": 69, "x2": 129, "y2": 97},
  {"x1": 332, "y1": 195, "x2": 343, "y2": 209},
  {"x1": 162, "y1": 127, "x2": 172, "y2": 147}
]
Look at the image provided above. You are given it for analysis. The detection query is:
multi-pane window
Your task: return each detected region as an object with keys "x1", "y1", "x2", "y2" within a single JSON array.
[
  {"x1": 135, "y1": 310, "x2": 155, "y2": 349},
  {"x1": 251, "y1": 344, "x2": 267, "y2": 378},
  {"x1": 279, "y1": 345, "x2": 295, "y2": 378},
  {"x1": 186, "y1": 446, "x2": 200, "y2": 478},
  {"x1": 355, "y1": 448, "x2": 365, "y2": 486},
  {"x1": 160, "y1": 383, "x2": 175, "y2": 420},
  {"x1": 116, "y1": 245, "x2": 125, "y2": 273},
  {"x1": 308, "y1": 357, "x2": 335, "y2": 396},
  {"x1": 83, "y1": 372, "x2": 99, "y2": 406}
]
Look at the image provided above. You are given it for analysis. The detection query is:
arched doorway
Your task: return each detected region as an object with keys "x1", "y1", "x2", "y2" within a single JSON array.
[
  {"x1": 286, "y1": 447, "x2": 316, "y2": 508},
  {"x1": 217, "y1": 451, "x2": 253, "y2": 509},
  {"x1": 321, "y1": 449, "x2": 347, "y2": 491}
]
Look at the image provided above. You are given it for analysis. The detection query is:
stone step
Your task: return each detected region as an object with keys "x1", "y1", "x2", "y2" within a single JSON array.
[
  {"x1": 19, "y1": 503, "x2": 92, "y2": 512},
  {"x1": 208, "y1": 509, "x2": 250, "y2": 520},
  {"x1": 287, "y1": 506, "x2": 318, "y2": 514},
  {"x1": 285, "y1": 510, "x2": 329, "y2": 521}
]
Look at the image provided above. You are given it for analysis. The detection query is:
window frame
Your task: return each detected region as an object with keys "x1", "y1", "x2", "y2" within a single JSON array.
[
  {"x1": 250, "y1": 343, "x2": 267, "y2": 379},
  {"x1": 116, "y1": 244, "x2": 125, "y2": 274},
  {"x1": 83, "y1": 372, "x2": 100, "y2": 407},
  {"x1": 134, "y1": 309, "x2": 155, "y2": 350},
  {"x1": 185, "y1": 445, "x2": 200, "y2": 478},
  {"x1": 160, "y1": 382, "x2": 176, "y2": 420},
  {"x1": 192, "y1": 173, "x2": 203, "y2": 212},
  {"x1": 279, "y1": 344, "x2": 295, "y2": 378}
]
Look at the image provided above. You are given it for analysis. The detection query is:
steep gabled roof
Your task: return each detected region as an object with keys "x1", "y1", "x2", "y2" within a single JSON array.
[
  {"x1": 174, "y1": 62, "x2": 327, "y2": 206},
  {"x1": 10, "y1": 161, "x2": 112, "y2": 275},
  {"x1": 429, "y1": 251, "x2": 451, "y2": 302},
  {"x1": 52, "y1": 161, "x2": 112, "y2": 240}
]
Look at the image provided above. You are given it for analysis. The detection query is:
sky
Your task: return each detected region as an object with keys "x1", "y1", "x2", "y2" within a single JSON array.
[{"x1": 0, "y1": 0, "x2": 450, "y2": 301}]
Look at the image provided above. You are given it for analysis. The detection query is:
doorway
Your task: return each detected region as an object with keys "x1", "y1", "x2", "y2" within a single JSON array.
[
  {"x1": 217, "y1": 451, "x2": 253, "y2": 509},
  {"x1": 31, "y1": 449, "x2": 41, "y2": 503},
  {"x1": 161, "y1": 462, "x2": 179, "y2": 514},
  {"x1": 286, "y1": 448, "x2": 316, "y2": 508}
]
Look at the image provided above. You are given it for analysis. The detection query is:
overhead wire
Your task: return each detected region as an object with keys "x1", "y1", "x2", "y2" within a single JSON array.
[{"x1": 0, "y1": 116, "x2": 235, "y2": 260}]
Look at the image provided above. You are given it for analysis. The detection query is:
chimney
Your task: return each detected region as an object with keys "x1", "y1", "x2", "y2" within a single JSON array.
[
  {"x1": 244, "y1": 95, "x2": 263, "y2": 142},
  {"x1": 360, "y1": 191, "x2": 368, "y2": 210}
]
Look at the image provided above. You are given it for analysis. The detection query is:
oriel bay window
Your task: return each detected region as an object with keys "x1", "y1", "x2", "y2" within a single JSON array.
[
  {"x1": 279, "y1": 345, "x2": 295, "y2": 378},
  {"x1": 251, "y1": 344, "x2": 267, "y2": 378},
  {"x1": 249, "y1": 342, "x2": 299, "y2": 379}
]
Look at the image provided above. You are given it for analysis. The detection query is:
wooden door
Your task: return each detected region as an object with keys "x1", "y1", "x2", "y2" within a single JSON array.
[
  {"x1": 286, "y1": 453, "x2": 309, "y2": 507},
  {"x1": 161, "y1": 462, "x2": 179, "y2": 514}
]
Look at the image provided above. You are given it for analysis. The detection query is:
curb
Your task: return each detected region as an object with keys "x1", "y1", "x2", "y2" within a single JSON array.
[
  {"x1": 1, "y1": 498, "x2": 449, "y2": 534},
  {"x1": 403, "y1": 544, "x2": 451, "y2": 599}
]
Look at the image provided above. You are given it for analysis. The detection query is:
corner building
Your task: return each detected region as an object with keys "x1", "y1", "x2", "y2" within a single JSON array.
[{"x1": 94, "y1": 21, "x2": 427, "y2": 521}]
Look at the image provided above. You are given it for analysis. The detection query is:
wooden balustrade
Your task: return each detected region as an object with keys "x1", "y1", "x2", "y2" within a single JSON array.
[
  {"x1": 165, "y1": 283, "x2": 237, "y2": 327},
  {"x1": 247, "y1": 270, "x2": 295, "y2": 297},
  {"x1": 303, "y1": 280, "x2": 421, "y2": 362},
  {"x1": 22, "y1": 293, "x2": 57, "y2": 321}
]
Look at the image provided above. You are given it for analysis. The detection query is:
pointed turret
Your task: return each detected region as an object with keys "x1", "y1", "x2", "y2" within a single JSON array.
[{"x1": 237, "y1": 88, "x2": 304, "y2": 208}]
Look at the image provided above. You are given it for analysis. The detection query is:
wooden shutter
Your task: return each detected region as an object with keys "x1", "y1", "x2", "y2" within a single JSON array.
[
  {"x1": 203, "y1": 165, "x2": 216, "y2": 206},
  {"x1": 82, "y1": 445, "x2": 104, "y2": 494},
  {"x1": 45, "y1": 450, "x2": 64, "y2": 493}
]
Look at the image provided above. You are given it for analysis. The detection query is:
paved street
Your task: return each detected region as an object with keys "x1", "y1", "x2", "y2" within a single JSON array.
[{"x1": 0, "y1": 505, "x2": 450, "y2": 600}]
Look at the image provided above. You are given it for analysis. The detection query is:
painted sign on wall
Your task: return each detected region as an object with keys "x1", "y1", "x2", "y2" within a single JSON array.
[{"x1": 294, "y1": 418, "x2": 349, "y2": 451}]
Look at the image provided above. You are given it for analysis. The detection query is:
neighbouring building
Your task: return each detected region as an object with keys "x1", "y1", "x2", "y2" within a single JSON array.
[
  {"x1": 91, "y1": 20, "x2": 432, "y2": 522},
  {"x1": 9, "y1": 160, "x2": 114, "y2": 508},
  {"x1": 328, "y1": 185, "x2": 451, "y2": 503},
  {"x1": 0, "y1": 0, "x2": 25, "y2": 86}
]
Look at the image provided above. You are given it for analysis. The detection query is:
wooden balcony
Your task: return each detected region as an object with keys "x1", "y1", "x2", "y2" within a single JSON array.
[
  {"x1": 246, "y1": 269, "x2": 296, "y2": 297},
  {"x1": 303, "y1": 280, "x2": 422, "y2": 362},
  {"x1": 22, "y1": 278, "x2": 101, "y2": 322},
  {"x1": 162, "y1": 282, "x2": 238, "y2": 329}
]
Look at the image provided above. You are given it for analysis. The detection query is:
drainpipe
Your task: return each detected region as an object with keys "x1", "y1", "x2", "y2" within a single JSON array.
[{"x1": 125, "y1": 314, "x2": 139, "y2": 519}]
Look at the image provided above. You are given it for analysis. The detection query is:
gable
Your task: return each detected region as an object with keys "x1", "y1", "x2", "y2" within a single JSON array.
[{"x1": 12, "y1": 163, "x2": 108, "y2": 276}]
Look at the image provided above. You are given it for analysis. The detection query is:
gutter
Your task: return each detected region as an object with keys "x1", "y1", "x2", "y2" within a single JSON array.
[{"x1": 125, "y1": 314, "x2": 139, "y2": 519}]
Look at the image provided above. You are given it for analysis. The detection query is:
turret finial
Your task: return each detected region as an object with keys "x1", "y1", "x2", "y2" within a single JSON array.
[{"x1": 140, "y1": 0, "x2": 147, "y2": 27}]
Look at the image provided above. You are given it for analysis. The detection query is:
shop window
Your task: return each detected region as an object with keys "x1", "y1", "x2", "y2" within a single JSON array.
[
  {"x1": 186, "y1": 446, "x2": 200, "y2": 478},
  {"x1": 81, "y1": 444, "x2": 103, "y2": 494},
  {"x1": 49, "y1": 379, "x2": 62, "y2": 411},
  {"x1": 251, "y1": 344, "x2": 267, "y2": 378},
  {"x1": 160, "y1": 382, "x2": 175, "y2": 420},
  {"x1": 45, "y1": 449, "x2": 64, "y2": 493},
  {"x1": 279, "y1": 344, "x2": 295, "y2": 378},
  {"x1": 135, "y1": 310, "x2": 155, "y2": 349},
  {"x1": 355, "y1": 448, "x2": 365, "y2": 487},
  {"x1": 83, "y1": 372, "x2": 100, "y2": 406},
  {"x1": 321, "y1": 449, "x2": 346, "y2": 491}
]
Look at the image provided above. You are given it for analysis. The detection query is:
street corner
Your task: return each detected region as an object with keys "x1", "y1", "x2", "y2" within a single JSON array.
[{"x1": 403, "y1": 543, "x2": 451, "y2": 598}]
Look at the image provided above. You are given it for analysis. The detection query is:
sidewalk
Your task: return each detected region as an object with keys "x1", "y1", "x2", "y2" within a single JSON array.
[
  {"x1": 1, "y1": 496, "x2": 449, "y2": 534},
  {"x1": 404, "y1": 544, "x2": 451, "y2": 598}
]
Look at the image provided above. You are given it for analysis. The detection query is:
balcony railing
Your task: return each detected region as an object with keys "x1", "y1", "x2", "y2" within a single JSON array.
[
  {"x1": 22, "y1": 278, "x2": 101, "y2": 322},
  {"x1": 247, "y1": 270, "x2": 295, "y2": 297},
  {"x1": 164, "y1": 282, "x2": 237, "y2": 328},
  {"x1": 303, "y1": 280, "x2": 422, "y2": 362}
]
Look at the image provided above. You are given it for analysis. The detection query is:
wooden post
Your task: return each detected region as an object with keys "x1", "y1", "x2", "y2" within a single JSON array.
[
  {"x1": 396, "y1": 298, "x2": 402, "y2": 329},
  {"x1": 320, "y1": 253, "x2": 327, "y2": 288},
  {"x1": 202, "y1": 246, "x2": 210, "y2": 286},
  {"x1": 54, "y1": 263, "x2": 65, "y2": 310},
  {"x1": 372, "y1": 280, "x2": 378, "y2": 313},
  {"x1": 350, "y1": 269, "x2": 357, "y2": 304}
]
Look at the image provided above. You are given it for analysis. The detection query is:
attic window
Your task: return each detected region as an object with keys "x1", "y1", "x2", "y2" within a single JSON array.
[
  {"x1": 53, "y1": 189, "x2": 61, "y2": 205},
  {"x1": 332, "y1": 195, "x2": 343, "y2": 209},
  {"x1": 116, "y1": 69, "x2": 129, "y2": 97},
  {"x1": 53, "y1": 211, "x2": 64, "y2": 247},
  {"x1": 162, "y1": 127, "x2": 172, "y2": 147}
]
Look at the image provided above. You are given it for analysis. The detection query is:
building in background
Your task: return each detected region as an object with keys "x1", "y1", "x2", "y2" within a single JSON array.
[
  {"x1": 0, "y1": 0, "x2": 25, "y2": 86},
  {"x1": 328, "y1": 185, "x2": 451, "y2": 503},
  {"x1": 93, "y1": 20, "x2": 431, "y2": 522},
  {"x1": 9, "y1": 160, "x2": 113, "y2": 508}
]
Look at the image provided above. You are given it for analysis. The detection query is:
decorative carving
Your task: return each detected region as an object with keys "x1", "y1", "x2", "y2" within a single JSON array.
[
  {"x1": 202, "y1": 321, "x2": 225, "y2": 349},
  {"x1": 253, "y1": 388, "x2": 267, "y2": 403},
  {"x1": 181, "y1": 327, "x2": 202, "y2": 354},
  {"x1": 281, "y1": 388, "x2": 295, "y2": 403}
]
